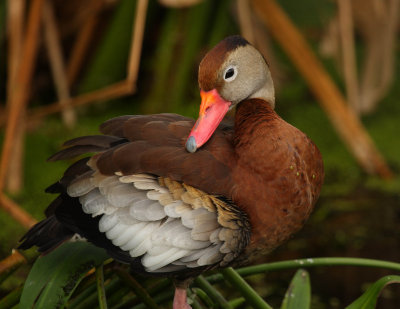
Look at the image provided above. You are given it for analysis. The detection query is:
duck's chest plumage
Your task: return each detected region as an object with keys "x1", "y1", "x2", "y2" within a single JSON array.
[{"x1": 226, "y1": 99, "x2": 324, "y2": 259}]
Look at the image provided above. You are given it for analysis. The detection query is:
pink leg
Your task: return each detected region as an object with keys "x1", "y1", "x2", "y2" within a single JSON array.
[{"x1": 173, "y1": 287, "x2": 192, "y2": 309}]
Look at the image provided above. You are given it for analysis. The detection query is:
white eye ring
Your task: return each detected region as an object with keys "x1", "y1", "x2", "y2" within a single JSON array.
[{"x1": 223, "y1": 65, "x2": 238, "y2": 82}]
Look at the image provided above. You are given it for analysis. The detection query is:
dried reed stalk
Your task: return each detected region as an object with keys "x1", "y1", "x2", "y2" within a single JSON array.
[
  {"x1": 236, "y1": 0, "x2": 284, "y2": 88},
  {"x1": 5, "y1": 120, "x2": 25, "y2": 194},
  {"x1": 127, "y1": 0, "x2": 149, "y2": 84},
  {"x1": 0, "y1": 193, "x2": 37, "y2": 229},
  {"x1": 237, "y1": 0, "x2": 255, "y2": 44},
  {"x1": 0, "y1": 0, "x2": 147, "y2": 229},
  {"x1": 338, "y1": 0, "x2": 359, "y2": 112},
  {"x1": 376, "y1": 0, "x2": 399, "y2": 100},
  {"x1": 5, "y1": 0, "x2": 25, "y2": 193},
  {"x1": 0, "y1": 250, "x2": 26, "y2": 278},
  {"x1": 0, "y1": 0, "x2": 148, "y2": 128},
  {"x1": 43, "y1": 0, "x2": 76, "y2": 128},
  {"x1": 358, "y1": 0, "x2": 399, "y2": 113},
  {"x1": 28, "y1": 81, "x2": 134, "y2": 123},
  {"x1": 67, "y1": 0, "x2": 103, "y2": 86},
  {"x1": 251, "y1": 0, "x2": 393, "y2": 179},
  {"x1": 6, "y1": 0, "x2": 25, "y2": 96},
  {"x1": 0, "y1": 0, "x2": 44, "y2": 192}
]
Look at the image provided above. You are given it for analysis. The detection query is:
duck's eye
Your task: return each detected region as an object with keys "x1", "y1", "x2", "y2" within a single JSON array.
[{"x1": 223, "y1": 65, "x2": 237, "y2": 82}]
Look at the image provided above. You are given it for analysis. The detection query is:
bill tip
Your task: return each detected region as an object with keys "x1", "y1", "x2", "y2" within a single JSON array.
[{"x1": 186, "y1": 136, "x2": 197, "y2": 153}]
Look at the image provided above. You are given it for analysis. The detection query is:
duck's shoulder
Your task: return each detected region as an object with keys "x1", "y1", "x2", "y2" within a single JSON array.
[{"x1": 47, "y1": 113, "x2": 235, "y2": 198}]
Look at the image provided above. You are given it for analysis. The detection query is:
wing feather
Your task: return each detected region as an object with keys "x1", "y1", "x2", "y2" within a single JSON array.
[
  {"x1": 73, "y1": 169, "x2": 250, "y2": 273},
  {"x1": 21, "y1": 114, "x2": 250, "y2": 276}
]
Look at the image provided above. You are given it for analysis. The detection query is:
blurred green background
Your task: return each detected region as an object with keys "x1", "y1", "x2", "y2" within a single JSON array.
[{"x1": 1, "y1": 0, "x2": 400, "y2": 308}]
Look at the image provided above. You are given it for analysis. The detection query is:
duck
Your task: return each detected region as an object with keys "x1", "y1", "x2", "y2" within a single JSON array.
[{"x1": 19, "y1": 35, "x2": 324, "y2": 308}]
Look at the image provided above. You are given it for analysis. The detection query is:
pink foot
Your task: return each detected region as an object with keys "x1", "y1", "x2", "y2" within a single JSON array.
[{"x1": 173, "y1": 287, "x2": 192, "y2": 309}]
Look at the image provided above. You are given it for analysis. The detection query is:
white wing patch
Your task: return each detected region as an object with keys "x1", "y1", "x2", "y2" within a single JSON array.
[{"x1": 70, "y1": 170, "x2": 241, "y2": 272}]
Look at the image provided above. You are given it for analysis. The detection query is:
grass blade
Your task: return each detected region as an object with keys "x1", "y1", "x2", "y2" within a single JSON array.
[
  {"x1": 96, "y1": 264, "x2": 108, "y2": 309},
  {"x1": 281, "y1": 269, "x2": 311, "y2": 309},
  {"x1": 70, "y1": 277, "x2": 121, "y2": 309},
  {"x1": 206, "y1": 257, "x2": 400, "y2": 283},
  {"x1": 229, "y1": 297, "x2": 246, "y2": 308},
  {"x1": 345, "y1": 275, "x2": 400, "y2": 309},
  {"x1": 19, "y1": 242, "x2": 108, "y2": 309},
  {"x1": 195, "y1": 275, "x2": 232, "y2": 308},
  {"x1": 190, "y1": 287, "x2": 214, "y2": 308},
  {"x1": 220, "y1": 267, "x2": 272, "y2": 309},
  {"x1": 0, "y1": 285, "x2": 23, "y2": 309},
  {"x1": 115, "y1": 268, "x2": 159, "y2": 309}
]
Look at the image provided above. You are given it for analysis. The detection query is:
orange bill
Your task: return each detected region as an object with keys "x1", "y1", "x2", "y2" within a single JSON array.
[{"x1": 186, "y1": 89, "x2": 231, "y2": 153}]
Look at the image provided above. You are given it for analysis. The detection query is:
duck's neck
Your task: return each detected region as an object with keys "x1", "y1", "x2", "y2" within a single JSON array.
[{"x1": 234, "y1": 98, "x2": 279, "y2": 154}]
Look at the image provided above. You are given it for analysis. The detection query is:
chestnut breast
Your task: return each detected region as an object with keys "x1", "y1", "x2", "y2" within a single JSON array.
[{"x1": 230, "y1": 99, "x2": 324, "y2": 259}]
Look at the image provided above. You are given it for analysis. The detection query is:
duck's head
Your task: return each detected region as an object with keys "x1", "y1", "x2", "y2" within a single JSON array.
[{"x1": 186, "y1": 35, "x2": 275, "y2": 153}]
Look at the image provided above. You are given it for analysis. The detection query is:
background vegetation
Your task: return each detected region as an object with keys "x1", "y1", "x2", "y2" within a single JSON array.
[{"x1": 0, "y1": 0, "x2": 400, "y2": 308}]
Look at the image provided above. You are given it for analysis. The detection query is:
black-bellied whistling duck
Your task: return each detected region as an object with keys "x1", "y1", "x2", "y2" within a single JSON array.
[{"x1": 19, "y1": 35, "x2": 323, "y2": 308}]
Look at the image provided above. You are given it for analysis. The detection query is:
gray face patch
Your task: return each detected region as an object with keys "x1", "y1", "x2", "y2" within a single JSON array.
[{"x1": 218, "y1": 45, "x2": 275, "y2": 108}]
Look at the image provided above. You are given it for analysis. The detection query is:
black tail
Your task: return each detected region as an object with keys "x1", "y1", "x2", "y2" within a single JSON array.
[
  {"x1": 18, "y1": 215, "x2": 74, "y2": 253},
  {"x1": 18, "y1": 133, "x2": 130, "y2": 258}
]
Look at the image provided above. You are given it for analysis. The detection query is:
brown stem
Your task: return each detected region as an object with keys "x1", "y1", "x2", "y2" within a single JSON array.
[
  {"x1": 42, "y1": 0, "x2": 76, "y2": 128},
  {"x1": 337, "y1": 0, "x2": 359, "y2": 112},
  {"x1": 0, "y1": 193, "x2": 37, "y2": 229},
  {"x1": 127, "y1": 0, "x2": 148, "y2": 84},
  {"x1": 237, "y1": 0, "x2": 256, "y2": 44},
  {"x1": 0, "y1": 250, "x2": 26, "y2": 280},
  {"x1": 5, "y1": 0, "x2": 26, "y2": 194},
  {"x1": 67, "y1": 0, "x2": 103, "y2": 86},
  {"x1": 364, "y1": 0, "x2": 399, "y2": 113},
  {"x1": 27, "y1": 81, "x2": 134, "y2": 124},
  {"x1": 0, "y1": 0, "x2": 145, "y2": 128},
  {"x1": 0, "y1": 0, "x2": 44, "y2": 192},
  {"x1": 6, "y1": 0, "x2": 25, "y2": 97}
]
